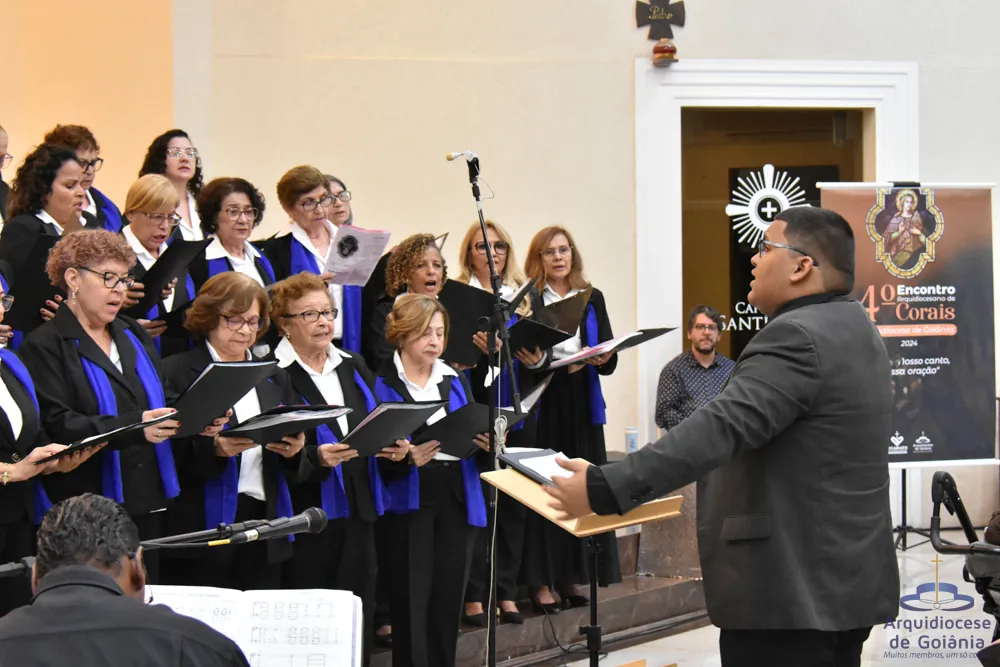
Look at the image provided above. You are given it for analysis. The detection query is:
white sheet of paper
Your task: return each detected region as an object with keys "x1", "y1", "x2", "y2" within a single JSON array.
[
  {"x1": 548, "y1": 332, "x2": 642, "y2": 369},
  {"x1": 519, "y1": 452, "x2": 574, "y2": 483},
  {"x1": 324, "y1": 225, "x2": 391, "y2": 286},
  {"x1": 146, "y1": 585, "x2": 246, "y2": 648}
]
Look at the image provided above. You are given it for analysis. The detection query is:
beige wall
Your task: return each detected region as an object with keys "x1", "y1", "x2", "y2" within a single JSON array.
[{"x1": 3, "y1": 0, "x2": 174, "y2": 205}]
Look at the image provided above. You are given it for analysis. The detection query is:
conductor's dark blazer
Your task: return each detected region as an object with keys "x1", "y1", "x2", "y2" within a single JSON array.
[{"x1": 590, "y1": 292, "x2": 900, "y2": 632}]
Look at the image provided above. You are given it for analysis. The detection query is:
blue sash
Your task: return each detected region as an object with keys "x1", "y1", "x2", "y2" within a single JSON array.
[
  {"x1": 72, "y1": 330, "x2": 181, "y2": 505},
  {"x1": 206, "y1": 246, "x2": 276, "y2": 284},
  {"x1": 147, "y1": 275, "x2": 196, "y2": 355},
  {"x1": 582, "y1": 304, "x2": 607, "y2": 425},
  {"x1": 91, "y1": 188, "x2": 123, "y2": 234},
  {"x1": 202, "y1": 379, "x2": 295, "y2": 539},
  {"x1": 374, "y1": 375, "x2": 487, "y2": 527},
  {"x1": 289, "y1": 235, "x2": 362, "y2": 353},
  {"x1": 305, "y1": 369, "x2": 386, "y2": 519},
  {"x1": 0, "y1": 349, "x2": 52, "y2": 522}
]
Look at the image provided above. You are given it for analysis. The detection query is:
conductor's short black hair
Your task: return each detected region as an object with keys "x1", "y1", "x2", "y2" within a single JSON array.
[
  {"x1": 775, "y1": 206, "x2": 855, "y2": 290},
  {"x1": 687, "y1": 304, "x2": 723, "y2": 332},
  {"x1": 35, "y1": 493, "x2": 140, "y2": 580}
]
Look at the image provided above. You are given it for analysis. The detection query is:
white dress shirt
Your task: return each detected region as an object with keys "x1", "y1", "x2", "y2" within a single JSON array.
[
  {"x1": 543, "y1": 284, "x2": 584, "y2": 360},
  {"x1": 289, "y1": 222, "x2": 344, "y2": 341},
  {"x1": 177, "y1": 192, "x2": 204, "y2": 242},
  {"x1": 122, "y1": 225, "x2": 174, "y2": 311},
  {"x1": 36, "y1": 210, "x2": 65, "y2": 236},
  {"x1": 392, "y1": 351, "x2": 459, "y2": 461},
  {"x1": 84, "y1": 190, "x2": 98, "y2": 218},
  {"x1": 206, "y1": 342, "x2": 265, "y2": 501},
  {"x1": 0, "y1": 361, "x2": 24, "y2": 440},
  {"x1": 274, "y1": 337, "x2": 350, "y2": 437},
  {"x1": 204, "y1": 237, "x2": 266, "y2": 288}
]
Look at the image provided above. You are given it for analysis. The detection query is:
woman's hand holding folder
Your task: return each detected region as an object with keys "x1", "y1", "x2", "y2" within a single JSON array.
[
  {"x1": 318, "y1": 443, "x2": 359, "y2": 467},
  {"x1": 142, "y1": 407, "x2": 180, "y2": 444},
  {"x1": 266, "y1": 432, "x2": 305, "y2": 459},
  {"x1": 213, "y1": 434, "x2": 258, "y2": 457},
  {"x1": 376, "y1": 439, "x2": 411, "y2": 463},
  {"x1": 409, "y1": 440, "x2": 441, "y2": 467}
]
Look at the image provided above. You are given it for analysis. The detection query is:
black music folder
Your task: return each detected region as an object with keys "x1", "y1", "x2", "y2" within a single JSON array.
[
  {"x1": 438, "y1": 280, "x2": 495, "y2": 367},
  {"x1": 498, "y1": 448, "x2": 567, "y2": 487},
  {"x1": 412, "y1": 403, "x2": 529, "y2": 459},
  {"x1": 549, "y1": 327, "x2": 674, "y2": 369},
  {"x1": 225, "y1": 405, "x2": 353, "y2": 444},
  {"x1": 341, "y1": 401, "x2": 447, "y2": 457},
  {"x1": 34, "y1": 411, "x2": 179, "y2": 464},
  {"x1": 5, "y1": 235, "x2": 61, "y2": 334},
  {"x1": 125, "y1": 238, "x2": 212, "y2": 317},
  {"x1": 507, "y1": 317, "x2": 573, "y2": 354},
  {"x1": 169, "y1": 361, "x2": 278, "y2": 438},
  {"x1": 533, "y1": 286, "x2": 592, "y2": 333}
]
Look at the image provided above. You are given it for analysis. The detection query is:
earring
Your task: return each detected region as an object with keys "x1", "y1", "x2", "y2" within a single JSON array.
[{"x1": 70, "y1": 290, "x2": 78, "y2": 305}]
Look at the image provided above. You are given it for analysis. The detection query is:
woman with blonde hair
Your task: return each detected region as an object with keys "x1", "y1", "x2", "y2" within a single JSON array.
[
  {"x1": 455, "y1": 220, "x2": 549, "y2": 625},
  {"x1": 120, "y1": 174, "x2": 196, "y2": 357},
  {"x1": 374, "y1": 294, "x2": 486, "y2": 667},
  {"x1": 519, "y1": 225, "x2": 621, "y2": 611}
]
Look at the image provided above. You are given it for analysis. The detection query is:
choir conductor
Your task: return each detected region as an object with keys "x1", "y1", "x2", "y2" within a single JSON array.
[{"x1": 546, "y1": 206, "x2": 900, "y2": 667}]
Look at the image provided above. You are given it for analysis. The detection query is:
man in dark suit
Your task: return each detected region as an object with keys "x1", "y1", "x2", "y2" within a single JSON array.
[
  {"x1": 0, "y1": 493, "x2": 249, "y2": 666},
  {"x1": 546, "y1": 206, "x2": 900, "y2": 667}
]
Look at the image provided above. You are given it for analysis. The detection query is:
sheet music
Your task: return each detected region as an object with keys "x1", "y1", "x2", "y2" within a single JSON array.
[
  {"x1": 147, "y1": 585, "x2": 246, "y2": 647},
  {"x1": 147, "y1": 586, "x2": 362, "y2": 667},
  {"x1": 324, "y1": 225, "x2": 391, "y2": 286},
  {"x1": 518, "y1": 452, "x2": 574, "y2": 483},
  {"x1": 548, "y1": 332, "x2": 642, "y2": 369},
  {"x1": 244, "y1": 589, "x2": 360, "y2": 667}
]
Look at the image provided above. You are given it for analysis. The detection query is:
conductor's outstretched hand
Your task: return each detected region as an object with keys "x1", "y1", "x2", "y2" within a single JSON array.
[{"x1": 543, "y1": 457, "x2": 593, "y2": 520}]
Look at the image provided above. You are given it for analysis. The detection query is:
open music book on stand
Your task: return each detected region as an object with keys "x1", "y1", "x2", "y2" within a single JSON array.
[
  {"x1": 481, "y1": 457, "x2": 683, "y2": 667},
  {"x1": 146, "y1": 585, "x2": 363, "y2": 667}
]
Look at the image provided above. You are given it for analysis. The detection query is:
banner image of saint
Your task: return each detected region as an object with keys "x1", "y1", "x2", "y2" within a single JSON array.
[{"x1": 865, "y1": 187, "x2": 944, "y2": 279}]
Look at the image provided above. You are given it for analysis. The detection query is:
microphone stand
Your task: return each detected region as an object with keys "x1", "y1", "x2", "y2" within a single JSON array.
[
  {"x1": 140, "y1": 520, "x2": 267, "y2": 551},
  {"x1": 459, "y1": 155, "x2": 525, "y2": 667}
]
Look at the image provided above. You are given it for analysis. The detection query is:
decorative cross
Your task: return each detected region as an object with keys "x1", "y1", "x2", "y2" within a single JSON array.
[
  {"x1": 931, "y1": 554, "x2": 943, "y2": 602},
  {"x1": 635, "y1": 0, "x2": 687, "y2": 41}
]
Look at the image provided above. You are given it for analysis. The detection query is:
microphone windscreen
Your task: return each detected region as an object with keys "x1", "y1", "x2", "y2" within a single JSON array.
[{"x1": 305, "y1": 507, "x2": 328, "y2": 534}]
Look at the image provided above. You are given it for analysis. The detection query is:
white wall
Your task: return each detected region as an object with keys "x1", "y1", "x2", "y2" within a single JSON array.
[{"x1": 174, "y1": 0, "x2": 1000, "y2": 526}]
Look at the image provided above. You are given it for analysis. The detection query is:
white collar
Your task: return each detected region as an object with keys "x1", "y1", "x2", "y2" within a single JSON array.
[
  {"x1": 206, "y1": 340, "x2": 252, "y2": 362},
  {"x1": 85, "y1": 190, "x2": 97, "y2": 216},
  {"x1": 468, "y1": 274, "x2": 516, "y2": 299},
  {"x1": 121, "y1": 224, "x2": 167, "y2": 263},
  {"x1": 543, "y1": 283, "x2": 583, "y2": 303},
  {"x1": 36, "y1": 210, "x2": 64, "y2": 235},
  {"x1": 392, "y1": 350, "x2": 456, "y2": 393},
  {"x1": 289, "y1": 220, "x2": 338, "y2": 263},
  {"x1": 204, "y1": 236, "x2": 260, "y2": 262},
  {"x1": 274, "y1": 336, "x2": 349, "y2": 375}
]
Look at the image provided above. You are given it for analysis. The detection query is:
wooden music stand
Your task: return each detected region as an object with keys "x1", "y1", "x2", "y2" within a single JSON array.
[{"x1": 481, "y1": 469, "x2": 684, "y2": 667}]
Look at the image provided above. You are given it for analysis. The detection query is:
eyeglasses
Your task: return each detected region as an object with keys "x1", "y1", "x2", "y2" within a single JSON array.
[
  {"x1": 77, "y1": 266, "x2": 136, "y2": 289},
  {"x1": 474, "y1": 241, "x2": 508, "y2": 255},
  {"x1": 0, "y1": 154, "x2": 12, "y2": 169},
  {"x1": 80, "y1": 158, "x2": 104, "y2": 172},
  {"x1": 543, "y1": 246, "x2": 573, "y2": 258},
  {"x1": 144, "y1": 212, "x2": 182, "y2": 227},
  {"x1": 223, "y1": 207, "x2": 258, "y2": 222},
  {"x1": 223, "y1": 315, "x2": 264, "y2": 331},
  {"x1": 282, "y1": 309, "x2": 338, "y2": 323},
  {"x1": 757, "y1": 239, "x2": 820, "y2": 266},
  {"x1": 692, "y1": 324, "x2": 718, "y2": 333},
  {"x1": 166, "y1": 148, "x2": 199, "y2": 159},
  {"x1": 299, "y1": 195, "x2": 334, "y2": 211},
  {"x1": 0, "y1": 295, "x2": 15, "y2": 311},
  {"x1": 329, "y1": 191, "x2": 351, "y2": 203}
]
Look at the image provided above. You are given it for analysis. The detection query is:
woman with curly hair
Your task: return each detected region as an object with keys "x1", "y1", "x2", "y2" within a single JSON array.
[
  {"x1": 17, "y1": 230, "x2": 210, "y2": 584},
  {"x1": 0, "y1": 144, "x2": 101, "y2": 346},
  {"x1": 362, "y1": 233, "x2": 446, "y2": 371},
  {"x1": 138, "y1": 129, "x2": 205, "y2": 242}
]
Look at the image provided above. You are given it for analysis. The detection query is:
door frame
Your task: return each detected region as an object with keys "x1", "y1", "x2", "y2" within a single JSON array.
[{"x1": 634, "y1": 58, "x2": 919, "y2": 518}]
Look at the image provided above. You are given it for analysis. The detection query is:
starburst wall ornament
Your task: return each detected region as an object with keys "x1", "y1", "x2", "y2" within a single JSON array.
[{"x1": 725, "y1": 164, "x2": 808, "y2": 248}]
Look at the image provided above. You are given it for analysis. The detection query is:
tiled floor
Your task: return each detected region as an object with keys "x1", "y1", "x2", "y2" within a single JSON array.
[{"x1": 570, "y1": 538, "x2": 997, "y2": 666}]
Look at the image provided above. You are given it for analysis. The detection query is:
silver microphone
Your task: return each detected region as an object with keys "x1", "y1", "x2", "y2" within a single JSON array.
[{"x1": 446, "y1": 151, "x2": 477, "y2": 162}]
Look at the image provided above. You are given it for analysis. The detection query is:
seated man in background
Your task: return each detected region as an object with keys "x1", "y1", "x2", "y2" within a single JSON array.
[
  {"x1": 655, "y1": 304, "x2": 734, "y2": 430},
  {"x1": 0, "y1": 494, "x2": 248, "y2": 667}
]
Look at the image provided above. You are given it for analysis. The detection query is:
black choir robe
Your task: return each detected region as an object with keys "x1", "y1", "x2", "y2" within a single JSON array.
[
  {"x1": 363, "y1": 298, "x2": 395, "y2": 373},
  {"x1": 0, "y1": 180, "x2": 8, "y2": 223},
  {"x1": 17, "y1": 308, "x2": 169, "y2": 517},
  {"x1": 0, "y1": 212, "x2": 100, "y2": 289},
  {"x1": 0, "y1": 355, "x2": 49, "y2": 616},
  {"x1": 272, "y1": 348, "x2": 379, "y2": 663},
  {"x1": 160, "y1": 342, "x2": 308, "y2": 566}
]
